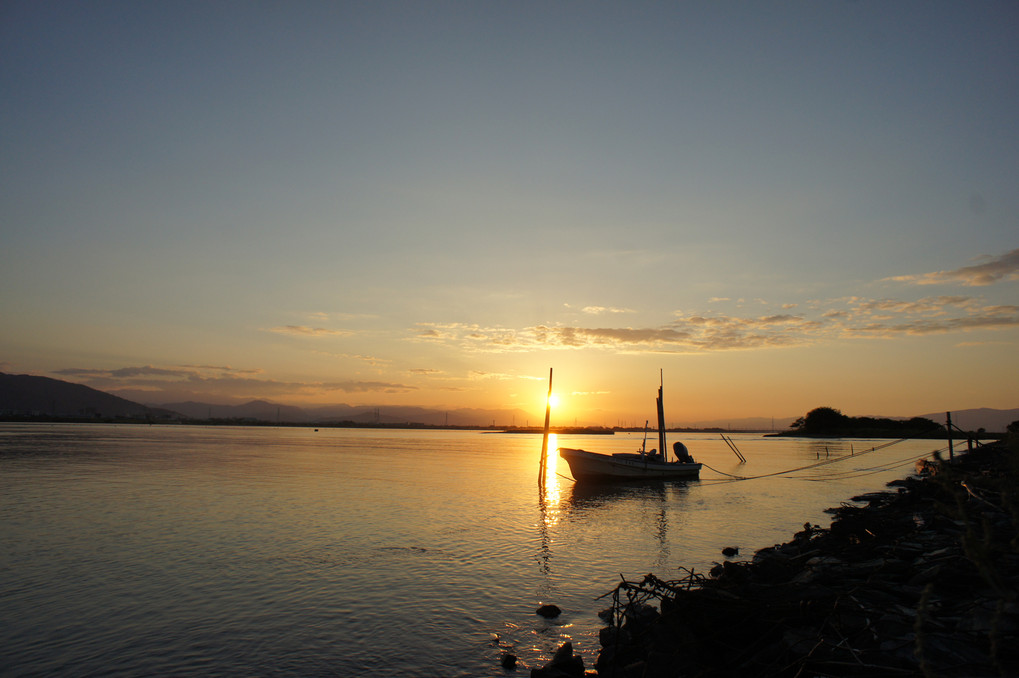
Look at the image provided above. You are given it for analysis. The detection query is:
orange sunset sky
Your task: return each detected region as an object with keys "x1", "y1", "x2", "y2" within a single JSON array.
[{"x1": 2, "y1": 3, "x2": 1017, "y2": 426}]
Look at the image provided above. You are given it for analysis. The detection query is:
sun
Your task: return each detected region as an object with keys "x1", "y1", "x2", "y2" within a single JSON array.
[{"x1": 547, "y1": 393, "x2": 560, "y2": 408}]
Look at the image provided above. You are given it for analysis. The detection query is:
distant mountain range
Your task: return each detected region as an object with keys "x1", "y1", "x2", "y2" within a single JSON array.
[
  {"x1": 0, "y1": 373, "x2": 530, "y2": 427},
  {"x1": 2, "y1": 372, "x2": 1017, "y2": 432},
  {"x1": 914, "y1": 408, "x2": 1019, "y2": 434},
  {"x1": 0, "y1": 372, "x2": 177, "y2": 420}
]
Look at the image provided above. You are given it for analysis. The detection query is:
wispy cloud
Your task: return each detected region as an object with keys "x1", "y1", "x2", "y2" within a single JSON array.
[
  {"x1": 886, "y1": 248, "x2": 1019, "y2": 287},
  {"x1": 413, "y1": 317, "x2": 816, "y2": 353},
  {"x1": 268, "y1": 325, "x2": 353, "y2": 337},
  {"x1": 582, "y1": 306, "x2": 636, "y2": 315},
  {"x1": 313, "y1": 350, "x2": 390, "y2": 367},
  {"x1": 54, "y1": 364, "x2": 416, "y2": 400},
  {"x1": 468, "y1": 371, "x2": 517, "y2": 381},
  {"x1": 305, "y1": 311, "x2": 378, "y2": 322},
  {"x1": 57, "y1": 365, "x2": 208, "y2": 380},
  {"x1": 851, "y1": 296, "x2": 975, "y2": 315},
  {"x1": 412, "y1": 294, "x2": 1019, "y2": 354},
  {"x1": 321, "y1": 380, "x2": 417, "y2": 393},
  {"x1": 415, "y1": 325, "x2": 460, "y2": 341},
  {"x1": 55, "y1": 364, "x2": 293, "y2": 397},
  {"x1": 839, "y1": 302, "x2": 1019, "y2": 337},
  {"x1": 181, "y1": 364, "x2": 264, "y2": 375}
]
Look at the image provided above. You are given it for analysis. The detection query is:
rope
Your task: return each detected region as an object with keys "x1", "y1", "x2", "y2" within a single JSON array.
[
  {"x1": 698, "y1": 437, "x2": 924, "y2": 485},
  {"x1": 792, "y1": 443, "x2": 954, "y2": 482}
]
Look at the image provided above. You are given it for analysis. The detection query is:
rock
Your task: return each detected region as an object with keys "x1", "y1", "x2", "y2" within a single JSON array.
[
  {"x1": 621, "y1": 602, "x2": 659, "y2": 629},
  {"x1": 550, "y1": 642, "x2": 573, "y2": 663},
  {"x1": 531, "y1": 641, "x2": 584, "y2": 677},
  {"x1": 599, "y1": 624, "x2": 627, "y2": 647},
  {"x1": 718, "y1": 559, "x2": 751, "y2": 584},
  {"x1": 501, "y1": 652, "x2": 517, "y2": 669},
  {"x1": 535, "y1": 604, "x2": 562, "y2": 618},
  {"x1": 722, "y1": 546, "x2": 739, "y2": 557},
  {"x1": 782, "y1": 626, "x2": 820, "y2": 654},
  {"x1": 805, "y1": 555, "x2": 844, "y2": 568},
  {"x1": 595, "y1": 645, "x2": 643, "y2": 678},
  {"x1": 907, "y1": 562, "x2": 943, "y2": 586}
]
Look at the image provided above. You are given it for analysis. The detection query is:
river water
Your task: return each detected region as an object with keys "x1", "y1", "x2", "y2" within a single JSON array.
[{"x1": 0, "y1": 424, "x2": 952, "y2": 676}]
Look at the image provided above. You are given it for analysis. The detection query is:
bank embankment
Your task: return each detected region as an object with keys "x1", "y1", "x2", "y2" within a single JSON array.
[{"x1": 533, "y1": 442, "x2": 1018, "y2": 677}]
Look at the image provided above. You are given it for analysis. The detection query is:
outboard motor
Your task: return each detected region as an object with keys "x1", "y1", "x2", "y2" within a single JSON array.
[{"x1": 673, "y1": 441, "x2": 694, "y2": 463}]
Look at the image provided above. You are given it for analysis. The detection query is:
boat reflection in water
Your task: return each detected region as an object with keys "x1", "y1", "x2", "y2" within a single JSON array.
[{"x1": 538, "y1": 439, "x2": 697, "y2": 581}]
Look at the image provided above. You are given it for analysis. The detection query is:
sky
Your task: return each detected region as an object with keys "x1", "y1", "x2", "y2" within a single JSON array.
[{"x1": 2, "y1": 1, "x2": 1017, "y2": 426}]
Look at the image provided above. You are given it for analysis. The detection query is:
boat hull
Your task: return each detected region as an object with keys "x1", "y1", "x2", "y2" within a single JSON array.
[{"x1": 558, "y1": 447, "x2": 701, "y2": 482}]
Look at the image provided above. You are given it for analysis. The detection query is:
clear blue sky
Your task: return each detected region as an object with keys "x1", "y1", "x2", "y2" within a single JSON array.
[{"x1": 2, "y1": 2, "x2": 1017, "y2": 424}]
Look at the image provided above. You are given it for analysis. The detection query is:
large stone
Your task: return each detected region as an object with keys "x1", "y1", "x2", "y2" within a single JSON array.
[
  {"x1": 530, "y1": 641, "x2": 584, "y2": 677},
  {"x1": 535, "y1": 603, "x2": 562, "y2": 618}
]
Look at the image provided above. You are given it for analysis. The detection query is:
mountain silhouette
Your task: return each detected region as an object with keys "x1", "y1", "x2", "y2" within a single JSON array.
[
  {"x1": 915, "y1": 408, "x2": 1019, "y2": 434},
  {"x1": 0, "y1": 373, "x2": 531, "y2": 426},
  {"x1": 0, "y1": 372, "x2": 175, "y2": 420}
]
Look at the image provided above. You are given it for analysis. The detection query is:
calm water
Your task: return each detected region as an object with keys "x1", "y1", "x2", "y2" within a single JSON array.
[{"x1": 0, "y1": 424, "x2": 952, "y2": 676}]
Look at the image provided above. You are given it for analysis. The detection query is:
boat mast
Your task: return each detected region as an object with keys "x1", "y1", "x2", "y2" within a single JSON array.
[{"x1": 656, "y1": 370, "x2": 667, "y2": 462}]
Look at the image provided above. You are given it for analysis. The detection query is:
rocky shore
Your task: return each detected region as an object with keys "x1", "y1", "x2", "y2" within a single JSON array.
[{"x1": 531, "y1": 441, "x2": 1017, "y2": 677}]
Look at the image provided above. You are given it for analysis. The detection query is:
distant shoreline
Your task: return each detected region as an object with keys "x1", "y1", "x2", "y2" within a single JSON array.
[{"x1": 0, "y1": 416, "x2": 1007, "y2": 438}]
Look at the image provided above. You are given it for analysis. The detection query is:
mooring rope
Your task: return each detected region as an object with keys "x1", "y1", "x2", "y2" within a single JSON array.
[
  {"x1": 698, "y1": 437, "x2": 926, "y2": 485},
  {"x1": 793, "y1": 443, "x2": 955, "y2": 482}
]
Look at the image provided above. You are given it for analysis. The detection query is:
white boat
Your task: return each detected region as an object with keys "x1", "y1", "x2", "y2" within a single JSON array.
[
  {"x1": 558, "y1": 447, "x2": 701, "y2": 481},
  {"x1": 558, "y1": 373, "x2": 702, "y2": 482}
]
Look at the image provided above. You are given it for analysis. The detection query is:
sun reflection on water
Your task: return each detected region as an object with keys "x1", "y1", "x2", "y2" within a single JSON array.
[{"x1": 539, "y1": 434, "x2": 564, "y2": 530}]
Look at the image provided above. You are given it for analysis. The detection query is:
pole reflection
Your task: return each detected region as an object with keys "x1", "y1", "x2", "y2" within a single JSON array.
[
  {"x1": 537, "y1": 452, "x2": 696, "y2": 582},
  {"x1": 537, "y1": 435, "x2": 559, "y2": 581}
]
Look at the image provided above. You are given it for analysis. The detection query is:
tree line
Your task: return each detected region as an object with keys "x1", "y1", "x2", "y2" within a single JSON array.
[{"x1": 787, "y1": 406, "x2": 944, "y2": 437}]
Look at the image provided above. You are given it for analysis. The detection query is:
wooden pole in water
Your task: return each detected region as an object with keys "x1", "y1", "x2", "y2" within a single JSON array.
[
  {"x1": 539, "y1": 368, "x2": 553, "y2": 487},
  {"x1": 946, "y1": 411, "x2": 954, "y2": 461},
  {"x1": 657, "y1": 370, "x2": 667, "y2": 462},
  {"x1": 721, "y1": 434, "x2": 746, "y2": 463}
]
